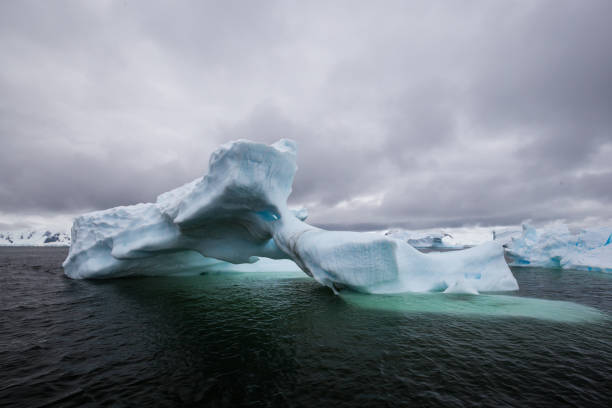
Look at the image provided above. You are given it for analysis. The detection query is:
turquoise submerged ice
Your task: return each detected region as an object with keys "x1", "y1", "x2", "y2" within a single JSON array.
[
  {"x1": 63, "y1": 139, "x2": 518, "y2": 294},
  {"x1": 506, "y1": 224, "x2": 612, "y2": 273}
]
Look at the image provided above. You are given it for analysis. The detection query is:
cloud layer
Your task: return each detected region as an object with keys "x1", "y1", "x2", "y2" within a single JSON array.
[{"x1": 1, "y1": 0, "x2": 611, "y2": 230}]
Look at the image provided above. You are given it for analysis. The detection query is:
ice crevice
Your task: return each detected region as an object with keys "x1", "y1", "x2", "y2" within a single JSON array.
[{"x1": 63, "y1": 139, "x2": 518, "y2": 294}]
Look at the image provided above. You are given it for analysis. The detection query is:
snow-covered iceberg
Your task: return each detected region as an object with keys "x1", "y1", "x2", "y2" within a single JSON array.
[
  {"x1": 384, "y1": 229, "x2": 461, "y2": 249},
  {"x1": 63, "y1": 139, "x2": 518, "y2": 294},
  {"x1": 0, "y1": 229, "x2": 71, "y2": 246},
  {"x1": 506, "y1": 224, "x2": 612, "y2": 273},
  {"x1": 384, "y1": 226, "x2": 522, "y2": 249}
]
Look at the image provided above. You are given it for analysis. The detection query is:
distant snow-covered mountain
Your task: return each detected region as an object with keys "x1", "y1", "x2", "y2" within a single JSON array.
[{"x1": 0, "y1": 230, "x2": 71, "y2": 246}]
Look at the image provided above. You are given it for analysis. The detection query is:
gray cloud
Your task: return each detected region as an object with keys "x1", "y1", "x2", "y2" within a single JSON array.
[{"x1": 0, "y1": 0, "x2": 611, "y2": 231}]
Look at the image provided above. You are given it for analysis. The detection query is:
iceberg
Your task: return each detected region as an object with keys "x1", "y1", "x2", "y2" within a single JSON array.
[
  {"x1": 384, "y1": 229, "x2": 461, "y2": 249},
  {"x1": 506, "y1": 224, "x2": 612, "y2": 273},
  {"x1": 384, "y1": 226, "x2": 522, "y2": 249},
  {"x1": 491, "y1": 228, "x2": 523, "y2": 247},
  {"x1": 0, "y1": 229, "x2": 71, "y2": 246},
  {"x1": 63, "y1": 139, "x2": 518, "y2": 294}
]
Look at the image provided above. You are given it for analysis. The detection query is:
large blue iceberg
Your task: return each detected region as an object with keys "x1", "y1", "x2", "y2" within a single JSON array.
[
  {"x1": 63, "y1": 140, "x2": 518, "y2": 294},
  {"x1": 506, "y1": 223, "x2": 612, "y2": 273}
]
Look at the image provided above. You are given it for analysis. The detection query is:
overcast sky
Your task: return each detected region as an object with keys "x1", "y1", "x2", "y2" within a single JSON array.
[{"x1": 1, "y1": 0, "x2": 611, "y2": 231}]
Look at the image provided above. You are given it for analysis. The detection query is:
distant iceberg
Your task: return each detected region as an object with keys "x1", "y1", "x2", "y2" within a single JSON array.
[
  {"x1": 385, "y1": 226, "x2": 522, "y2": 249},
  {"x1": 63, "y1": 139, "x2": 517, "y2": 294},
  {"x1": 385, "y1": 229, "x2": 460, "y2": 249},
  {"x1": 0, "y1": 229, "x2": 70, "y2": 247},
  {"x1": 506, "y1": 224, "x2": 612, "y2": 273}
]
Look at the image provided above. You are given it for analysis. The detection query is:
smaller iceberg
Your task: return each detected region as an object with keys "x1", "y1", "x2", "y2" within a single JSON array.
[
  {"x1": 385, "y1": 226, "x2": 522, "y2": 249},
  {"x1": 491, "y1": 228, "x2": 523, "y2": 247},
  {"x1": 506, "y1": 224, "x2": 612, "y2": 273},
  {"x1": 0, "y1": 229, "x2": 71, "y2": 246},
  {"x1": 385, "y1": 229, "x2": 461, "y2": 249}
]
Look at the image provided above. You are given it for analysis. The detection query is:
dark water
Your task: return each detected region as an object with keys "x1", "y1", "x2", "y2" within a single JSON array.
[{"x1": 1, "y1": 247, "x2": 611, "y2": 407}]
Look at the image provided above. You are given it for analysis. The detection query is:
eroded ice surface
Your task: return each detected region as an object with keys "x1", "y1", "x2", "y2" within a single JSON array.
[
  {"x1": 63, "y1": 139, "x2": 518, "y2": 294},
  {"x1": 506, "y1": 224, "x2": 612, "y2": 273}
]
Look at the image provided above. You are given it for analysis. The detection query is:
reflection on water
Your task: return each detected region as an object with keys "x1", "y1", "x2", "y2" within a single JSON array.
[{"x1": 1, "y1": 247, "x2": 611, "y2": 407}]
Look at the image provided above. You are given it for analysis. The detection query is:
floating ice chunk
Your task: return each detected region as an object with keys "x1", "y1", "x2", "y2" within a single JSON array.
[
  {"x1": 506, "y1": 223, "x2": 612, "y2": 272},
  {"x1": 64, "y1": 139, "x2": 517, "y2": 294}
]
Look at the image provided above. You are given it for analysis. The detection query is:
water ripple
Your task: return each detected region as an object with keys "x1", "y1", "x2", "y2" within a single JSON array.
[{"x1": 0, "y1": 247, "x2": 611, "y2": 407}]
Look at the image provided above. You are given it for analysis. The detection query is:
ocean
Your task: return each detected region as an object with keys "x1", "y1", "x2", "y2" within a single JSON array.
[{"x1": 1, "y1": 247, "x2": 611, "y2": 407}]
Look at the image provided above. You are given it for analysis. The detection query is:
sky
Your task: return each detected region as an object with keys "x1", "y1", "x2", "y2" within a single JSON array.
[{"x1": 1, "y1": 0, "x2": 611, "y2": 232}]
